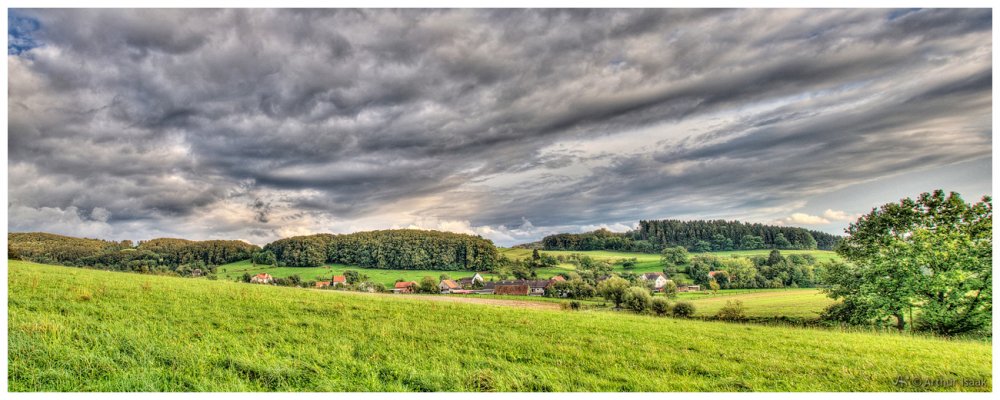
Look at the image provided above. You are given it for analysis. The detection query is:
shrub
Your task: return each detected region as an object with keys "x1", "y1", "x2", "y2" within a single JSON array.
[
  {"x1": 651, "y1": 297, "x2": 671, "y2": 316},
  {"x1": 672, "y1": 301, "x2": 695, "y2": 318},
  {"x1": 596, "y1": 277, "x2": 630, "y2": 308},
  {"x1": 569, "y1": 300, "x2": 581, "y2": 311},
  {"x1": 716, "y1": 300, "x2": 746, "y2": 320},
  {"x1": 662, "y1": 280, "x2": 678, "y2": 298},
  {"x1": 622, "y1": 287, "x2": 652, "y2": 313}
]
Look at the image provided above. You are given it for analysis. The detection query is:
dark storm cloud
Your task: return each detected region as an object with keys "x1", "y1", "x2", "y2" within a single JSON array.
[{"x1": 8, "y1": 8, "x2": 992, "y2": 244}]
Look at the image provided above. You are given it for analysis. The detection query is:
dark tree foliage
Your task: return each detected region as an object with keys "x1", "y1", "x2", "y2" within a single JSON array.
[
  {"x1": 264, "y1": 229, "x2": 500, "y2": 270},
  {"x1": 8, "y1": 232, "x2": 258, "y2": 274},
  {"x1": 539, "y1": 220, "x2": 839, "y2": 253}
]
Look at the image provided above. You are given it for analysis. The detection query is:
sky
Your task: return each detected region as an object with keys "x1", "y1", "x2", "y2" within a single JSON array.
[{"x1": 6, "y1": 8, "x2": 992, "y2": 247}]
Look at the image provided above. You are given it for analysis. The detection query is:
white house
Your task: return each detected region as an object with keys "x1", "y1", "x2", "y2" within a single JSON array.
[
  {"x1": 639, "y1": 272, "x2": 669, "y2": 289},
  {"x1": 456, "y1": 273, "x2": 485, "y2": 288}
]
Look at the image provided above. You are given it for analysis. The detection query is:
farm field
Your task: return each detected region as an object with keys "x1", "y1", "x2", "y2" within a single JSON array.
[
  {"x1": 675, "y1": 288, "x2": 837, "y2": 318},
  {"x1": 9, "y1": 260, "x2": 992, "y2": 392}
]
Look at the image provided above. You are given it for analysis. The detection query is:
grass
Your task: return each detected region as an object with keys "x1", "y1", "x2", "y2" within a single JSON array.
[
  {"x1": 9, "y1": 260, "x2": 992, "y2": 391},
  {"x1": 500, "y1": 248, "x2": 840, "y2": 276},
  {"x1": 218, "y1": 248, "x2": 838, "y2": 287},
  {"x1": 674, "y1": 288, "x2": 838, "y2": 318},
  {"x1": 217, "y1": 260, "x2": 574, "y2": 287}
]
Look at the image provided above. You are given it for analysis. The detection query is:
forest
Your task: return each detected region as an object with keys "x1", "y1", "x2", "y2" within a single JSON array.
[
  {"x1": 261, "y1": 229, "x2": 500, "y2": 270},
  {"x1": 539, "y1": 220, "x2": 840, "y2": 253},
  {"x1": 7, "y1": 232, "x2": 259, "y2": 275}
]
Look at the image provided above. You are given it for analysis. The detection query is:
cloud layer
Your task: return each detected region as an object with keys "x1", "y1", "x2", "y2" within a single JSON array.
[{"x1": 8, "y1": 9, "x2": 992, "y2": 245}]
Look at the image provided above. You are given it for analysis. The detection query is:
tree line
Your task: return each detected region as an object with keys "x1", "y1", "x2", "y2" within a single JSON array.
[
  {"x1": 261, "y1": 229, "x2": 500, "y2": 270},
  {"x1": 539, "y1": 219, "x2": 840, "y2": 253},
  {"x1": 8, "y1": 232, "x2": 259, "y2": 276}
]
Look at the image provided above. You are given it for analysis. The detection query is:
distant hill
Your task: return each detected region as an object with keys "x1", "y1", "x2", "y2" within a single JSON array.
[
  {"x1": 8, "y1": 232, "x2": 259, "y2": 274},
  {"x1": 263, "y1": 229, "x2": 499, "y2": 270},
  {"x1": 531, "y1": 219, "x2": 841, "y2": 253}
]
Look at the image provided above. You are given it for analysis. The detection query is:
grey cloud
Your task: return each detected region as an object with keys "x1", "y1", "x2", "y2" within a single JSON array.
[{"x1": 7, "y1": 8, "x2": 992, "y2": 245}]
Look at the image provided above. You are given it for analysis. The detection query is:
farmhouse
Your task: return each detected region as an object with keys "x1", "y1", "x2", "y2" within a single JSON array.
[
  {"x1": 315, "y1": 281, "x2": 331, "y2": 288},
  {"x1": 482, "y1": 279, "x2": 553, "y2": 296},
  {"x1": 456, "y1": 273, "x2": 485, "y2": 288},
  {"x1": 439, "y1": 279, "x2": 461, "y2": 293},
  {"x1": 332, "y1": 275, "x2": 347, "y2": 286},
  {"x1": 250, "y1": 273, "x2": 273, "y2": 284},
  {"x1": 393, "y1": 281, "x2": 417, "y2": 293},
  {"x1": 639, "y1": 272, "x2": 669, "y2": 289}
]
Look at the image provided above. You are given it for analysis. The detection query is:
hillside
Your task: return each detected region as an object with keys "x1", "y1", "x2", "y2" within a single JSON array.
[
  {"x1": 9, "y1": 260, "x2": 991, "y2": 391},
  {"x1": 536, "y1": 220, "x2": 841, "y2": 253}
]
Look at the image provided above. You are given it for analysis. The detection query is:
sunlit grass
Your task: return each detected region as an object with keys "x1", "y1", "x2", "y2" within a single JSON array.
[{"x1": 9, "y1": 260, "x2": 990, "y2": 392}]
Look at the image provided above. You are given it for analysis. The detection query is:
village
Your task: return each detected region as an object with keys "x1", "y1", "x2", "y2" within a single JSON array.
[{"x1": 246, "y1": 271, "x2": 702, "y2": 297}]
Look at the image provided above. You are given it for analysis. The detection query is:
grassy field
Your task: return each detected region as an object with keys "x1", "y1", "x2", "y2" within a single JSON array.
[
  {"x1": 218, "y1": 248, "x2": 838, "y2": 287},
  {"x1": 9, "y1": 260, "x2": 991, "y2": 391},
  {"x1": 217, "y1": 260, "x2": 575, "y2": 287},
  {"x1": 675, "y1": 288, "x2": 837, "y2": 318}
]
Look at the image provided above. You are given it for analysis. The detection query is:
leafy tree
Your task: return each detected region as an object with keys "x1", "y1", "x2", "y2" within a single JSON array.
[
  {"x1": 691, "y1": 240, "x2": 712, "y2": 253},
  {"x1": 709, "y1": 279, "x2": 720, "y2": 294},
  {"x1": 417, "y1": 276, "x2": 439, "y2": 294},
  {"x1": 687, "y1": 256, "x2": 717, "y2": 286},
  {"x1": 660, "y1": 246, "x2": 689, "y2": 276},
  {"x1": 651, "y1": 297, "x2": 671, "y2": 316},
  {"x1": 622, "y1": 287, "x2": 652, "y2": 313},
  {"x1": 672, "y1": 301, "x2": 696, "y2": 317},
  {"x1": 344, "y1": 270, "x2": 363, "y2": 285},
  {"x1": 716, "y1": 300, "x2": 746, "y2": 320},
  {"x1": 830, "y1": 190, "x2": 991, "y2": 335},
  {"x1": 596, "y1": 276, "x2": 630, "y2": 308},
  {"x1": 741, "y1": 235, "x2": 765, "y2": 250},
  {"x1": 773, "y1": 233, "x2": 792, "y2": 249},
  {"x1": 662, "y1": 280, "x2": 678, "y2": 299}
]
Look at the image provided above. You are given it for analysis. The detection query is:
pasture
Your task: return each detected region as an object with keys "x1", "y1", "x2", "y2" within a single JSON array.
[
  {"x1": 676, "y1": 288, "x2": 837, "y2": 318},
  {"x1": 8, "y1": 260, "x2": 991, "y2": 391}
]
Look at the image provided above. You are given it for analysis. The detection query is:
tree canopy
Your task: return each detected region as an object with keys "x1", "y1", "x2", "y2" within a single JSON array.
[{"x1": 826, "y1": 190, "x2": 991, "y2": 335}]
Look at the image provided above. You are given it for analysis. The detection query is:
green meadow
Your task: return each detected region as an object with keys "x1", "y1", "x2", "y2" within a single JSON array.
[
  {"x1": 219, "y1": 248, "x2": 840, "y2": 287},
  {"x1": 8, "y1": 260, "x2": 991, "y2": 391},
  {"x1": 676, "y1": 288, "x2": 837, "y2": 318}
]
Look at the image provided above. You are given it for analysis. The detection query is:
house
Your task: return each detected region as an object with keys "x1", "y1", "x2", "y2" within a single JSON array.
[
  {"x1": 315, "y1": 281, "x2": 331, "y2": 288},
  {"x1": 639, "y1": 272, "x2": 669, "y2": 289},
  {"x1": 393, "y1": 281, "x2": 417, "y2": 294},
  {"x1": 482, "y1": 279, "x2": 551, "y2": 296},
  {"x1": 250, "y1": 273, "x2": 273, "y2": 284},
  {"x1": 439, "y1": 279, "x2": 461, "y2": 294},
  {"x1": 456, "y1": 273, "x2": 485, "y2": 288},
  {"x1": 676, "y1": 284, "x2": 702, "y2": 292},
  {"x1": 549, "y1": 275, "x2": 566, "y2": 283},
  {"x1": 332, "y1": 275, "x2": 347, "y2": 286}
]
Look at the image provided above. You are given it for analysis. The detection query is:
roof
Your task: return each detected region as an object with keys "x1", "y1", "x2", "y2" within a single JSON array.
[
  {"x1": 708, "y1": 271, "x2": 726, "y2": 277},
  {"x1": 254, "y1": 273, "x2": 271, "y2": 279},
  {"x1": 315, "y1": 281, "x2": 331, "y2": 287},
  {"x1": 484, "y1": 279, "x2": 550, "y2": 290},
  {"x1": 332, "y1": 275, "x2": 346, "y2": 283},
  {"x1": 550, "y1": 275, "x2": 566, "y2": 282},
  {"x1": 394, "y1": 281, "x2": 416, "y2": 289},
  {"x1": 440, "y1": 279, "x2": 460, "y2": 289}
]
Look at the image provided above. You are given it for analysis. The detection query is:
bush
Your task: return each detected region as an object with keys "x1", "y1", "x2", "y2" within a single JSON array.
[
  {"x1": 716, "y1": 300, "x2": 746, "y2": 320},
  {"x1": 662, "y1": 280, "x2": 678, "y2": 299},
  {"x1": 569, "y1": 300, "x2": 581, "y2": 311},
  {"x1": 651, "y1": 297, "x2": 671, "y2": 316},
  {"x1": 672, "y1": 301, "x2": 695, "y2": 318},
  {"x1": 622, "y1": 287, "x2": 652, "y2": 313}
]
